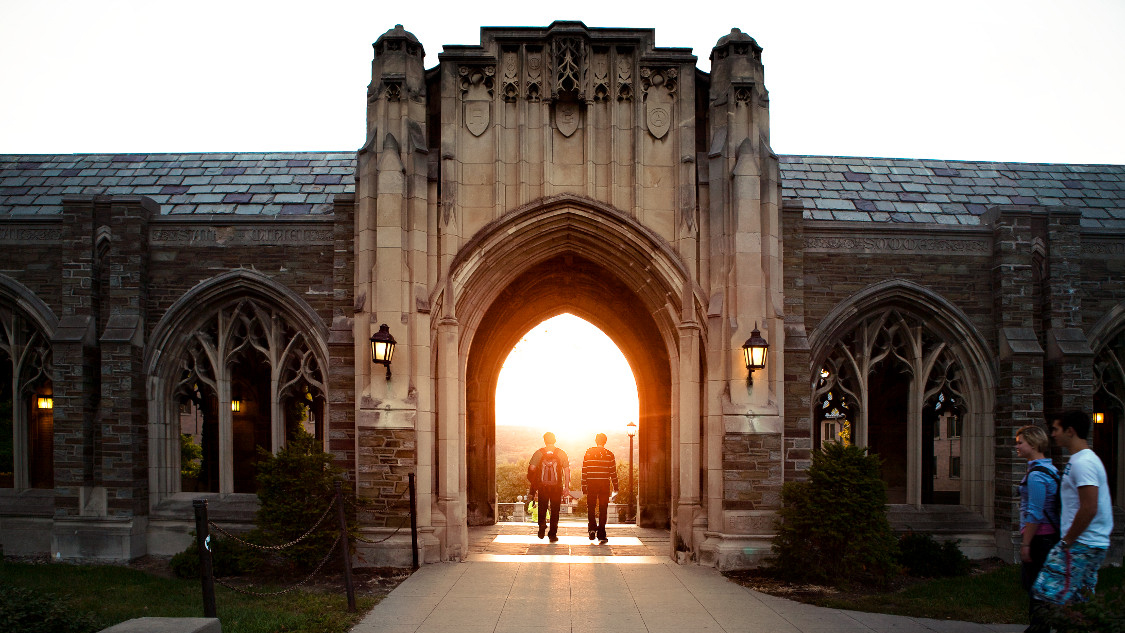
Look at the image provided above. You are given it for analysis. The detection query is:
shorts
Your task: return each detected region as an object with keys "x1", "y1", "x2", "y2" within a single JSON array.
[{"x1": 1031, "y1": 541, "x2": 1108, "y2": 605}]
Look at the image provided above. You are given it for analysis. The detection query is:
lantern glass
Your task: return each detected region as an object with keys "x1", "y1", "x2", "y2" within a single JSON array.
[
  {"x1": 370, "y1": 324, "x2": 396, "y2": 365},
  {"x1": 1093, "y1": 412, "x2": 1105, "y2": 424},
  {"x1": 626, "y1": 421, "x2": 637, "y2": 438},
  {"x1": 231, "y1": 400, "x2": 241, "y2": 413},
  {"x1": 37, "y1": 397, "x2": 53, "y2": 410},
  {"x1": 741, "y1": 325, "x2": 769, "y2": 371}
]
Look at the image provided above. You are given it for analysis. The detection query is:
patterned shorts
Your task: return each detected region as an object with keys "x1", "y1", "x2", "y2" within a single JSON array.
[{"x1": 1031, "y1": 541, "x2": 1108, "y2": 605}]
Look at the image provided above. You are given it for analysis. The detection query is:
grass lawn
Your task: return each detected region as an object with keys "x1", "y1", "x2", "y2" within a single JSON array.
[
  {"x1": 0, "y1": 559, "x2": 403, "y2": 633},
  {"x1": 728, "y1": 561, "x2": 1125, "y2": 625}
]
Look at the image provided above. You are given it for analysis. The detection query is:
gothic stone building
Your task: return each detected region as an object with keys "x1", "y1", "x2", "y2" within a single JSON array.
[{"x1": 1, "y1": 22, "x2": 1123, "y2": 570}]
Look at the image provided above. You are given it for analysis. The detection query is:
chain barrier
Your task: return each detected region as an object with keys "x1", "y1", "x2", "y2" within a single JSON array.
[
  {"x1": 212, "y1": 534, "x2": 341, "y2": 597},
  {"x1": 207, "y1": 500, "x2": 336, "y2": 551},
  {"x1": 193, "y1": 474, "x2": 418, "y2": 614},
  {"x1": 346, "y1": 486, "x2": 411, "y2": 543}
]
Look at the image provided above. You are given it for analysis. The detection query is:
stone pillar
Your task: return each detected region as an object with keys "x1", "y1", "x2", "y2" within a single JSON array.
[
  {"x1": 985, "y1": 206, "x2": 1046, "y2": 559},
  {"x1": 52, "y1": 196, "x2": 99, "y2": 519},
  {"x1": 354, "y1": 25, "x2": 432, "y2": 561},
  {"x1": 1043, "y1": 208, "x2": 1094, "y2": 415},
  {"x1": 698, "y1": 29, "x2": 784, "y2": 570},
  {"x1": 53, "y1": 195, "x2": 154, "y2": 561}
]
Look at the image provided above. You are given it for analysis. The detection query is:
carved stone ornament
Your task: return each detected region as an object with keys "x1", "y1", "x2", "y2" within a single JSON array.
[
  {"x1": 526, "y1": 47, "x2": 543, "y2": 101},
  {"x1": 617, "y1": 55, "x2": 633, "y2": 101},
  {"x1": 460, "y1": 65, "x2": 494, "y2": 137},
  {"x1": 591, "y1": 52, "x2": 609, "y2": 102},
  {"x1": 501, "y1": 50, "x2": 519, "y2": 102},
  {"x1": 642, "y1": 68, "x2": 676, "y2": 140},
  {"x1": 555, "y1": 101, "x2": 580, "y2": 137},
  {"x1": 552, "y1": 37, "x2": 584, "y2": 100}
]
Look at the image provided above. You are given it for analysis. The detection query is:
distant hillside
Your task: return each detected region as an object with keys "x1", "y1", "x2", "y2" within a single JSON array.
[{"x1": 496, "y1": 425, "x2": 636, "y2": 465}]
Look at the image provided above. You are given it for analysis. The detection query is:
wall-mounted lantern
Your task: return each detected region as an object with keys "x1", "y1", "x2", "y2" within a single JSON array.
[
  {"x1": 370, "y1": 323, "x2": 397, "y2": 380},
  {"x1": 36, "y1": 396, "x2": 53, "y2": 410},
  {"x1": 1093, "y1": 412, "x2": 1105, "y2": 424},
  {"x1": 741, "y1": 323, "x2": 769, "y2": 385},
  {"x1": 231, "y1": 399, "x2": 241, "y2": 413}
]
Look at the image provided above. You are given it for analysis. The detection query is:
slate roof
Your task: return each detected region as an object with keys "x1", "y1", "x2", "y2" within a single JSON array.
[
  {"x1": 1, "y1": 152, "x2": 1123, "y2": 228},
  {"x1": 779, "y1": 155, "x2": 1125, "y2": 229},
  {"x1": 0, "y1": 152, "x2": 354, "y2": 216}
]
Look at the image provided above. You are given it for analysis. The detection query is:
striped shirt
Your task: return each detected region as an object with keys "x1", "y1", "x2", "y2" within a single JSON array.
[{"x1": 581, "y1": 446, "x2": 619, "y2": 493}]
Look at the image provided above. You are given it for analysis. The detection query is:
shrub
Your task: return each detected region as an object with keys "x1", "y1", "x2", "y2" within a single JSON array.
[
  {"x1": 251, "y1": 428, "x2": 354, "y2": 572},
  {"x1": 0, "y1": 584, "x2": 98, "y2": 633},
  {"x1": 769, "y1": 442, "x2": 900, "y2": 588},
  {"x1": 1047, "y1": 584, "x2": 1125, "y2": 633},
  {"x1": 180, "y1": 433, "x2": 202, "y2": 481},
  {"x1": 896, "y1": 531, "x2": 970, "y2": 577},
  {"x1": 169, "y1": 533, "x2": 254, "y2": 579}
]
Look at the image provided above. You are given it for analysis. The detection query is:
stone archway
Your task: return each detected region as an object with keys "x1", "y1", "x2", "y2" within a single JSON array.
[
  {"x1": 464, "y1": 253, "x2": 671, "y2": 527},
  {"x1": 435, "y1": 196, "x2": 699, "y2": 557}
]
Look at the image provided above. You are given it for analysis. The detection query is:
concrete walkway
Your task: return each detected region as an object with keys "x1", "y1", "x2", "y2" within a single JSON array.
[{"x1": 351, "y1": 522, "x2": 1023, "y2": 633}]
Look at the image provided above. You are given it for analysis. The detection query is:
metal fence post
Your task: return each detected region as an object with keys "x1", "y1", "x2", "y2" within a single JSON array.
[
  {"x1": 335, "y1": 481, "x2": 357, "y2": 613},
  {"x1": 409, "y1": 472, "x2": 418, "y2": 570},
  {"x1": 192, "y1": 499, "x2": 217, "y2": 618}
]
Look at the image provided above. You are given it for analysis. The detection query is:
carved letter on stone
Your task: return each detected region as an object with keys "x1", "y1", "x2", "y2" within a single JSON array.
[{"x1": 555, "y1": 101, "x2": 580, "y2": 137}]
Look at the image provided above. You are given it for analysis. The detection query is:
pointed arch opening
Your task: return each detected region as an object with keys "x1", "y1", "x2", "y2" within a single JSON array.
[
  {"x1": 492, "y1": 313, "x2": 639, "y2": 522},
  {"x1": 0, "y1": 276, "x2": 57, "y2": 491},
  {"x1": 463, "y1": 253, "x2": 673, "y2": 528},
  {"x1": 1091, "y1": 304, "x2": 1125, "y2": 507},
  {"x1": 810, "y1": 281, "x2": 995, "y2": 514},
  {"x1": 147, "y1": 271, "x2": 330, "y2": 503}
]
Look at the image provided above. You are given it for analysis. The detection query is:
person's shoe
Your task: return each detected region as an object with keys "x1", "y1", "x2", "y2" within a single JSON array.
[
  {"x1": 598, "y1": 537, "x2": 609, "y2": 544},
  {"x1": 589, "y1": 530, "x2": 596, "y2": 540},
  {"x1": 538, "y1": 527, "x2": 545, "y2": 539},
  {"x1": 549, "y1": 535, "x2": 559, "y2": 543}
]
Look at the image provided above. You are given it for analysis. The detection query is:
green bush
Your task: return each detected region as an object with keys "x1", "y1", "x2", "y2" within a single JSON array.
[
  {"x1": 769, "y1": 442, "x2": 900, "y2": 588},
  {"x1": 896, "y1": 532, "x2": 970, "y2": 577},
  {"x1": 0, "y1": 584, "x2": 98, "y2": 633},
  {"x1": 169, "y1": 533, "x2": 254, "y2": 579},
  {"x1": 180, "y1": 433, "x2": 202, "y2": 481},
  {"x1": 1047, "y1": 584, "x2": 1125, "y2": 633},
  {"x1": 251, "y1": 428, "x2": 353, "y2": 572}
]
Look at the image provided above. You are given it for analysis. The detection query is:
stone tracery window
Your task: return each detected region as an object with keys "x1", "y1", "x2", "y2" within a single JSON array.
[
  {"x1": 0, "y1": 306, "x2": 53, "y2": 489},
  {"x1": 815, "y1": 308, "x2": 966, "y2": 505},
  {"x1": 173, "y1": 297, "x2": 326, "y2": 494},
  {"x1": 1093, "y1": 326, "x2": 1124, "y2": 505}
]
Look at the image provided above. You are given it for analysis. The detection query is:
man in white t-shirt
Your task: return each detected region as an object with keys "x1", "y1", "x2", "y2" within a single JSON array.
[{"x1": 1032, "y1": 410, "x2": 1113, "y2": 606}]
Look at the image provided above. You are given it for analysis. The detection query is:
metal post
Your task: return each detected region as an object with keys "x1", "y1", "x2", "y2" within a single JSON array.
[
  {"x1": 408, "y1": 473, "x2": 419, "y2": 570},
  {"x1": 628, "y1": 434, "x2": 634, "y2": 523},
  {"x1": 334, "y1": 481, "x2": 356, "y2": 613},
  {"x1": 192, "y1": 499, "x2": 217, "y2": 618}
]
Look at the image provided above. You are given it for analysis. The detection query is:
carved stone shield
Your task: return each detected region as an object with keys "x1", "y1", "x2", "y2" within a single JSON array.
[
  {"x1": 465, "y1": 100, "x2": 489, "y2": 137},
  {"x1": 555, "y1": 102, "x2": 579, "y2": 137},
  {"x1": 647, "y1": 103, "x2": 670, "y2": 139}
]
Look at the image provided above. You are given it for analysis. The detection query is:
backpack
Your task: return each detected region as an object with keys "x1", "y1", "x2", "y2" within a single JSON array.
[
  {"x1": 1024, "y1": 464, "x2": 1061, "y2": 530},
  {"x1": 539, "y1": 450, "x2": 561, "y2": 487}
]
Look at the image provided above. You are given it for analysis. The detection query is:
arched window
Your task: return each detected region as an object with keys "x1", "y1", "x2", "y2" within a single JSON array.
[
  {"x1": 0, "y1": 306, "x2": 53, "y2": 490},
  {"x1": 1093, "y1": 325, "x2": 1124, "y2": 506},
  {"x1": 172, "y1": 297, "x2": 327, "y2": 494},
  {"x1": 815, "y1": 307, "x2": 968, "y2": 506}
]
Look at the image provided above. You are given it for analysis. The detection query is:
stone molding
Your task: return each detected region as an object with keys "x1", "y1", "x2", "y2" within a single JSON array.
[
  {"x1": 803, "y1": 222, "x2": 990, "y2": 256},
  {"x1": 149, "y1": 218, "x2": 334, "y2": 246}
]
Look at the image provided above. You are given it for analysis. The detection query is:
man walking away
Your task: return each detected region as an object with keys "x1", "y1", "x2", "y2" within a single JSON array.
[
  {"x1": 582, "y1": 433, "x2": 619, "y2": 544},
  {"x1": 1032, "y1": 410, "x2": 1114, "y2": 610},
  {"x1": 528, "y1": 432, "x2": 570, "y2": 543}
]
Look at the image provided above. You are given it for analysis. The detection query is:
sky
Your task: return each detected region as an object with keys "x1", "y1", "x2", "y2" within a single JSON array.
[
  {"x1": 1, "y1": 0, "x2": 1123, "y2": 164},
  {"x1": 495, "y1": 315, "x2": 638, "y2": 446}
]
